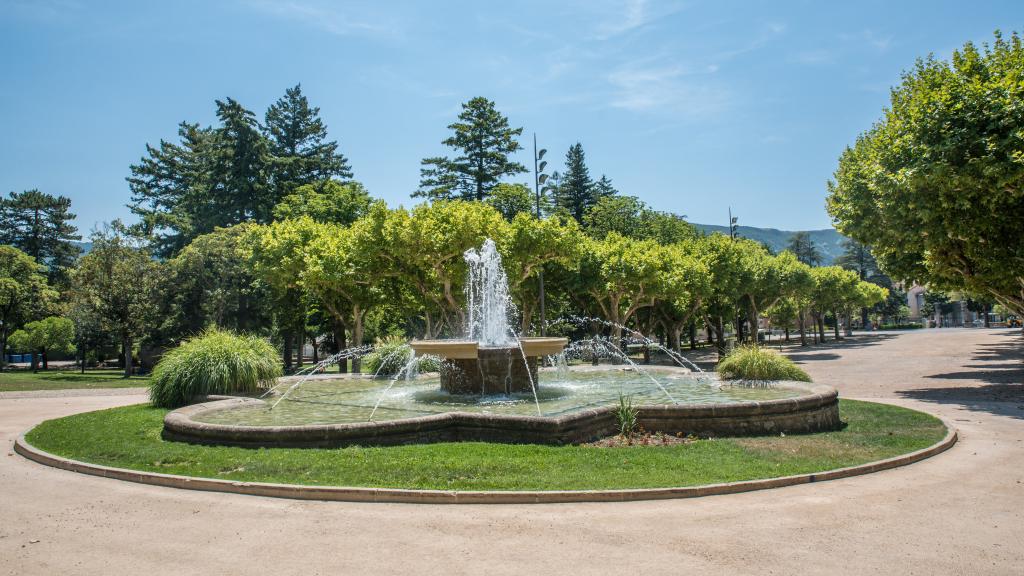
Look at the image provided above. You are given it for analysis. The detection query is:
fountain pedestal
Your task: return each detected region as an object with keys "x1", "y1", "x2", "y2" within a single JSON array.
[{"x1": 411, "y1": 337, "x2": 568, "y2": 396}]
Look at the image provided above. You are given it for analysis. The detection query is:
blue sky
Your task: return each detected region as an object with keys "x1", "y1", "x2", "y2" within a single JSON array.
[{"x1": 1, "y1": 1, "x2": 1019, "y2": 233}]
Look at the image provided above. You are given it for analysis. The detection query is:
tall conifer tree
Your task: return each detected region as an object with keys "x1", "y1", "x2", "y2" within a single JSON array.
[
  {"x1": 264, "y1": 84, "x2": 352, "y2": 198},
  {"x1": 416, "y1": 97, "x2": 525, "y2": 201},
  {"x1": 554, "y1": 142, "x2": 595, "y2": 222},
  {"x1": 0, "y1": 189, "x2": 81, "y2": 283}
]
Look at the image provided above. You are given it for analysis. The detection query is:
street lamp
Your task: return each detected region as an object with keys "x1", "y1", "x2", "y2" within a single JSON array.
[{"x1": 533, "y1": 133, "x2": 549, "y2": 336}]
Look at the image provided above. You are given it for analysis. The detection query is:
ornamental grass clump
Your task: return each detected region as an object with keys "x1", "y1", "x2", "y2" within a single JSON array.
[
  {"x1": 717, "y1": 345, "x2": 811, "y2": 382},
  {"x1": 150, "y1": 329, "x2": 281, "y2": 408},
  {"x1": 364, "y1": 334, "x2": 440, "y2": 376}
]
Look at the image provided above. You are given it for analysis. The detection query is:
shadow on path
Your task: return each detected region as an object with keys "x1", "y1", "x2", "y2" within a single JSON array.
[
  {"x1": 896, "y1": 384, "x2": 1024, "y2": 420},
  {"x1": 897, "y1": 331, "x2": 1022, "y2": 419}
]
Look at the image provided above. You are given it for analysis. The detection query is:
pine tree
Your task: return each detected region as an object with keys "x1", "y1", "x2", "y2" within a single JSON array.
[
  {"x1": 786, "y1": 231, "x2": 822, "y2": 266},
  {"x1": 554, "y1": 143, "x2": 596, "y2": 222},
  {"x1": 128, "y1": 122, "x2": 217, "y2": 257},
  {"x1": 209, "y1": 98, "x2": 273, "y2": 225},
  {"x1": 264, "y1": 84, "x2": 352, "y2": 199},
  {"x1": 0, "y1": 189, "x2": 82, "y2": 283},
  {"x1": 415, "y1": 97, "x2": 526, "y2": 201},
  {"x1": 593, "y1": 174, "x2": 618, "y2": 199}
]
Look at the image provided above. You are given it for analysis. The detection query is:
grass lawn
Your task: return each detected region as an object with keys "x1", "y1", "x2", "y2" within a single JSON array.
[
  {"x1": 0, "y1": 369, "x2": 150, "y2": 392},
  {"x1": 23, "y1": 400, "x2": 946, "y2": 491}
]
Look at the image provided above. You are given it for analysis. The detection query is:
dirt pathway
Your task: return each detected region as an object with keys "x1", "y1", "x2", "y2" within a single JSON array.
[{"x1": 1, "y1": 329, "x2": 1021, "y2": 575}]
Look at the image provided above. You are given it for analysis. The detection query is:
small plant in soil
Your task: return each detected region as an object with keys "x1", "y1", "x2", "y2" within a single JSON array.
[{"x1": 616, "y1": 393, "x2": 639, "y2": 439}]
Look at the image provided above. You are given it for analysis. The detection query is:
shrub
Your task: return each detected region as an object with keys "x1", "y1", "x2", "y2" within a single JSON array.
[
  {"x1": 716, "y1": 345, "x2": 811, "y2": 382},
  {"x1": 363, "y1": 334, "x2": 439, "y2": 376},
  {"x1": 149, "y1": 329, "x2": 281, "y2": 408}
]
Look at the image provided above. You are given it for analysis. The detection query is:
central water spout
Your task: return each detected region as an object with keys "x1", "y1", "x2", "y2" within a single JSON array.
[{"x1": 463, "y1": 238, "x2": 515, "y2": 347}]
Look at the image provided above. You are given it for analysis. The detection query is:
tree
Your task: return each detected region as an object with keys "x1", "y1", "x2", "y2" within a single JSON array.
[
  {"x1": 209, "y1": 98, "x2": 273, "y2": 225},
  {"x1": 301, "y1": 223, "x2": 383, "y2": 373},
  {"x1": 584, "y1": 195, "x2": 697, "y2": 244},
  {"x1": 8, "y1": 316, "x2": 74, "y2": 371},
  {"x1": 71, "y1": 227, "x2": 160, "y2": 377},
  {"x1": 809, "y1": 266, "x2": 861, "y2": 341},
  {"x1": 0, "y1": 190, "x2": 81, "y2": 283},
  {"x1": 0, "y1": 246, "x2": 55, "y2": 366},
  {"x1": 415, "y1": 97, "x2": 526, "y2": 201},
  {"x1": 593, "y1": 175, "x2": 618, "y2": 199},
  {"x1": 273, "y1": 180, "x2": 372, "y2": 224},
  {"x1": 127, "y1": 122, "x2": 216, "y2": 256},
  {"x1": 554, "y1": 143, "x2": 595, "y2": 222},
  {"x1": 264, "y1": 84, "x2": 353, "y2": 198},
  {"x1": 500, "y1": 213, "x2": 584, "y2": 332},
  {"x1": 785, "y1": 231, "x2": 822, "y2": 266},
  {"x1": 834, "y1": 238, "x2": 888, "y2": 326},
  {"x1": 579, "y1": 233, "x2": 675, "y2": 342},
  {"x1": 485, "y1": 183, "x2": 535, "y2": 221},
  {"x1": 248, "y1": 217, "x2": 322, "y2": 369},
  {"x1": 827, "y1": 31, "x2": 1024, "y2": 317},
  {"x1": 741, "y1": 250, "x2": 814, "y2": 344},
  {"x1": 158, "y1": 224, "x2": 271, "y2": 344}
]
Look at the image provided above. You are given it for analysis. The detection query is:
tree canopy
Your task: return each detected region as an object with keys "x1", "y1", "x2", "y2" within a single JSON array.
[
  {"x1": 0, "y1": 189, "x2": 81, "y2": 283},
  {"x1": 827, "y1": 31, "x2": 1024, "y2": 316}
]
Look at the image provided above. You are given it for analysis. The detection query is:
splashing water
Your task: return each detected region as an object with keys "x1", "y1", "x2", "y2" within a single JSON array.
[{"x1": 464, "y1": 239, "x2": 516, "y2": 347}]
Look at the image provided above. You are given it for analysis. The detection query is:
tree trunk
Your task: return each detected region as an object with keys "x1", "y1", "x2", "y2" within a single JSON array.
[
  {"x1": 80, "y1": 344, "x2": 86, "y2": 374},
  {"x1": 785, "y1": 326, "x2": 790, "y2": 343},
  {"x1": 747, "y1": 303, "x2": 759, "y2": 346},
  {"x1": 798, "y1": 312, "x2": 807, "y2": 346},
  {"x1": 30, "y1": 351, "x2": 39, "y2": 372},
  {"x1": 41, "y1": 347, "x2": 48, "y2": 370},
  {"x1": 984, "y1": 304, "x2": 991, "y2": 328},
  {"x1": 350, "y1": 310, "x2": 364, "y2": 374},
  {"x1": 123, "y1": 336, "x2": 133, "y2": 378},
  {"x1": 689, "y1": 322, "x2": 697, "y2": 350},
  {"x1": 333, "y1": 322, "x2": 348, "y2": 373},
  {"x1": 283, "y1": 332, "x2": 293, "y2": 372},
  {"x1": 833, "y1": 309, "x2": 841, "y2": 340},
  {"x1": 714, "y1": 316, "x2": 727, "y2": 359},
  {"x1": 817, "y1": 316, "x2": 826, "y2": 342}
]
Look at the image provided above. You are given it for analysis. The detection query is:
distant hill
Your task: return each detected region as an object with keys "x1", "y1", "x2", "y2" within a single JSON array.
[{"x1": 692, "y1": 224, "x2": 846, "y2": 265}]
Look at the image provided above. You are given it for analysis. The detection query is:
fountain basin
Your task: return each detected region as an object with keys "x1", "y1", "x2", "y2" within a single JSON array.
[
  {"x1": 161, "y1": 369, "x2": 842, "y2": 448},
  {"x1": 411, "y1": 337, "x2": 568, "y2": 395}
]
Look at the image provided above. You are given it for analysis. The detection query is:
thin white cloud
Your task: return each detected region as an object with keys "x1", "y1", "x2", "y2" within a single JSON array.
[
  {"x1": 591, "y1": 0, "x2": 685, "y2": 40},
  {"x1": 242, "y1": 0, "x2": 398, "y2": 38},
  {"x1": 605, "y1": 64, "x2": 730, "y2": 117}
]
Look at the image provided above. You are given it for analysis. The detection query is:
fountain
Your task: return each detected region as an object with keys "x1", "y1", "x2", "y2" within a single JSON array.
[
  {"x1": 410, "y1": 239, "x2": 567, "y2": 396},
  {"x1": 161, "y1": 239, "x2": 842, "y2": 448}
]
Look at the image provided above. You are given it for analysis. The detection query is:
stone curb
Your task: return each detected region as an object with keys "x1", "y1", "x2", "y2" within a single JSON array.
[{"x1": 14, "y1": 412, "x2": 957, "y2": 505}]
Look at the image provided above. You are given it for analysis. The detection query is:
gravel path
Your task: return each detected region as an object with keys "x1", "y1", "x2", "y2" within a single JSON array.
[{"x1": 1, "y1": 328, "x2": 1021, "y2": 575}]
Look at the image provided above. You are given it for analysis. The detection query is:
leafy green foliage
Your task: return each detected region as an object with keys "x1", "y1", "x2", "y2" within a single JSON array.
[
  {"x1": 149, "y1": 329, "x2": 281, "y2": 408},
  {"x1": 827, "y1": 31, "x2": 1024, "y2": 316},
  {"x1": 8, "y1": 316, "x2": 74, "y2": 356},
  {"x1": 485, "y1": 182, "x2": 535, "y2": 221},
  {"x1": 273, "y1": 180, "x2": 371, "y2": 224},
  {"x1": 0, "y1": 245, "x2": 55, "y2": 365},
  {"x1": 717, "y1": 345, "x2": 811, "y2": 382}
]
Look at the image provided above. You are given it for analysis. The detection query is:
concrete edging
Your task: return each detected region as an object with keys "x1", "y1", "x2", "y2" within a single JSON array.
[{"x1": 14, "y1": 411, "x2": 957, "y2": 505}]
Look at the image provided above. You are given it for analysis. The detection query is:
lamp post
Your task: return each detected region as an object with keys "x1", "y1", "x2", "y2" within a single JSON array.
[{"x1": 533, "y1": 133, "x2": 549, "y2": 336}]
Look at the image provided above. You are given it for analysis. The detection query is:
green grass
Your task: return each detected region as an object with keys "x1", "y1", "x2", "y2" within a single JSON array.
[
  {"x1": 23, "y1": 400, "x2": 946, "y2": 491},
  {"x1": 717, "y1": 345, "x2": 812, "y2": 382},
  {"x1": 0, "y1": 369, "x2": 149, "y2": 392}
]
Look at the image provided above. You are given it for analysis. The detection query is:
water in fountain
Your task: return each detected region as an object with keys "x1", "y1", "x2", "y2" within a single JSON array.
[
  {"x1": 464, "y1": 239, "x2": 516, "y2": 347},
  {"x1": 564, "y1": 315, "x2": 708, "y2": 376}
]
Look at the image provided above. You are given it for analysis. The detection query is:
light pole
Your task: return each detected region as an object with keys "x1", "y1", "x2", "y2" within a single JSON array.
[{"x1": 533, "y1": 133, "x2": 549, "y2": 336}]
